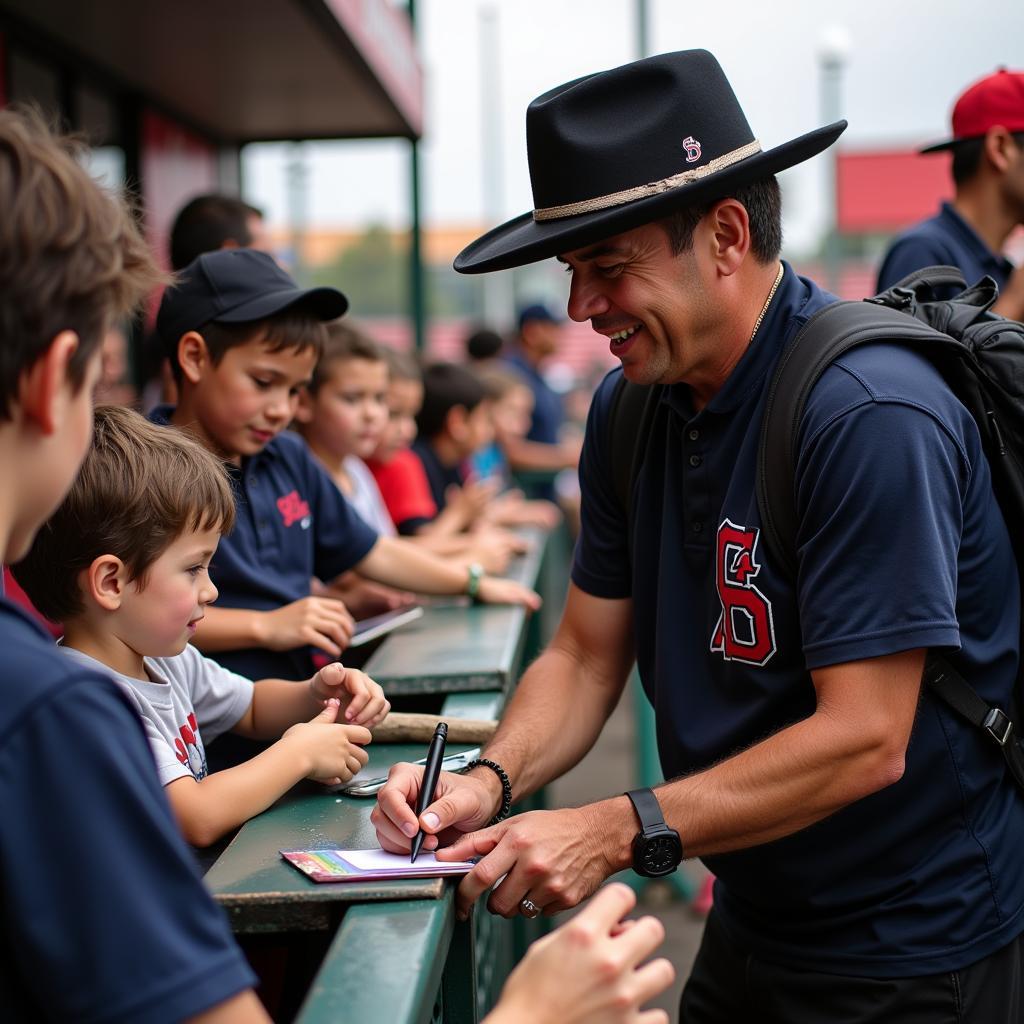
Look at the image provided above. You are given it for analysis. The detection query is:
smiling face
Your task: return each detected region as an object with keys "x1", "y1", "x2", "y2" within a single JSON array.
[
  {"x1": 304, "y1": 357, "x2": 389, "y2": 461},
  {"x1": 179, "y1": 332, "x2": 317, "y2": 462},
  {"x1": 118, "y1": 526, "x2": 220, "y2": 658},
  {"x1": 558, "y1": 219, "x2": 722, "y2": 389}
]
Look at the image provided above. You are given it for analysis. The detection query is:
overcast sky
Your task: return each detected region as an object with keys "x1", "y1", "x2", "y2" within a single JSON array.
[{"x1": 242, "y1": 0, "x2": 1023, "y2": 255}]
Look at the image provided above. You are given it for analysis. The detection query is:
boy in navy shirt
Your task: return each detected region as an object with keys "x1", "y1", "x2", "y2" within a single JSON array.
[
  {"x1": 155, "y1": 250, "x2": 539, "y2": 683},
  {"x1": 0, "y1": 109, "x2": 263, "y2": 1023}
]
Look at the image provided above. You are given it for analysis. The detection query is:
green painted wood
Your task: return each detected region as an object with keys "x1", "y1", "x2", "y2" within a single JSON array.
[
  {"x1": 364, "y1": 528, "x2": 549, "y2": 696},
  {"x1": 294, "y1": 898, "x2": 454, "y2": 1024},
  {"x1": 206, "y1": 693, "x2": 506, "y2": 933}
]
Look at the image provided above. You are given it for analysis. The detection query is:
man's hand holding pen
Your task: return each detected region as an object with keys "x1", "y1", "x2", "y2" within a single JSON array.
[
  {"x1": 374, "y1": 764, "x2": 623, "y2": 921},
  {"x1": 372, "y1": 761, "x2": 501, "y2": 855}
]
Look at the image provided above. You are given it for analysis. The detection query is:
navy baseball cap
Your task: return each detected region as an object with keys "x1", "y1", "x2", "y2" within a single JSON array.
[
  {"x1": 517, "y1": 302, "x2": 562, "y2": 332},
  {"x1": 157, "y1": 248, "x2": 348, "y2": 350}
]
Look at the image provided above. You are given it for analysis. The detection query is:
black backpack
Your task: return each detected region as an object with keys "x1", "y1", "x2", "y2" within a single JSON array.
[{"x1": 609, "y1": 266, "x2": 1024, "y2": 789}]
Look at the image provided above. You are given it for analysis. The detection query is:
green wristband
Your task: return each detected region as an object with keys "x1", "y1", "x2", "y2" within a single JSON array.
[{"x1": 466, "y1": 562, "x2": 483, "y2": 600}]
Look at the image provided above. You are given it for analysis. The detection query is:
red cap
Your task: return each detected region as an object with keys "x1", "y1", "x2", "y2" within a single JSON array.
[{"x1": 921, "y1": 68, "x2": 1024, "y2": 153}]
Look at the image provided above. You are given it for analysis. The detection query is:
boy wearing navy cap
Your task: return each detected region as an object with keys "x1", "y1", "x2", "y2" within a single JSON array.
[
  {"x1": 155, "y1": 249, "x2": 539, "y2": 686},
  {"x1": 877, "y1": 68, "x2": 1024, "y2": 318}
]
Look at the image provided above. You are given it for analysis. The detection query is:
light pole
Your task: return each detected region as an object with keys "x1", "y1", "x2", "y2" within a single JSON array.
[{"x1": 819, "y1": 26, "x2": 850, "y2": 294}]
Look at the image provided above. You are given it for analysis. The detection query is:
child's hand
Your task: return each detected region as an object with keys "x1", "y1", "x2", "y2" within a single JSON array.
[
  {"x1": 258, "y1": 596, "x2": 356, "y2": 656},
  {"x1": 477, "y1": 576, "x2": 542, "y2": 611},
  {"x1": 310, "y1": 662, "x2": 391, "y2": 727},
  {"x1": 283, "y1": 699, "x2": 372, "y2": 785},
  {"x1": 446, "y1": 478, "x2": 501, "y2": 527}
]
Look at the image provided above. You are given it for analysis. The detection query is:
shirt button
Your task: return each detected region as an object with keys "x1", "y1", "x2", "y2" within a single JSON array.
[
  {"x1": 688, "y1": 429, "x2": 700, "y2": 441},
  {"x1": 691, "y1": 521, "x2": 703, "y2": 534},
  {"x1": 689, "y1": 454, "x2": 703, "y2": 467}
]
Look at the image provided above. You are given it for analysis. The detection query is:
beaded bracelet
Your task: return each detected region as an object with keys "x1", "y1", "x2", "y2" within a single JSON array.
[{"x1": 462, "y1": 758, "x2": 512, "y2": 825}]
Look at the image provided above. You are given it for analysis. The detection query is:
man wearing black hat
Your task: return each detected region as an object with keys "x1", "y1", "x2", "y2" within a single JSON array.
[
  {"x1": 374, "y1": 50, "x2": 1024, "y2": 1022},
  {"x1": 877, "y1": 68, "x2": 1024, "y2": 319}
]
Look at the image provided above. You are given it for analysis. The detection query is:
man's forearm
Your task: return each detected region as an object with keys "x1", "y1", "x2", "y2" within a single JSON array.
[
  {"x1": 594, "y1": 650, "x2": 923, "y2": 868},
  {"x1": 478, "y1": 642, "x2": 628, "y2": 808}
]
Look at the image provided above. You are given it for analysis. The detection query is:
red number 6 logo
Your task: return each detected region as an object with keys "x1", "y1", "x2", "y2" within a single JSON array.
[{"x1": 710, "y1": 519, "x2": 777, "y2": 666}]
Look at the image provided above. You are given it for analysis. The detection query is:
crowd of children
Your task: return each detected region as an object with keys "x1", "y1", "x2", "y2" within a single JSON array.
[{"x1": 0, "y1": 105, "x2": 676, "y2": 1024}]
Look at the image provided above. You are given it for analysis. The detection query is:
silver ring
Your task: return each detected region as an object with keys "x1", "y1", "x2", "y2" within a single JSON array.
[{"x1": 519, "y1": 897, "x2": 541, "y2": 919}]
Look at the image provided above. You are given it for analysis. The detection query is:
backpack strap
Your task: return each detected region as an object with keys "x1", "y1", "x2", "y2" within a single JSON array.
[
  {"x1": 883, "y1": 264, "x2": 966, "y2": 298},
  {"x1": 924, "y1": 656, "x2": 1024, "y2": 790},
  {"x1": 757, "y1": 297, "x2": 1024, "y2": 788},
  {"x1": 757, "y1": 300, "x2": 951, "y2": 579}
]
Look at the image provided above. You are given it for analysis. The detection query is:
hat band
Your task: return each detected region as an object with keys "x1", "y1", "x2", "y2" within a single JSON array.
[{"x1": 532, "y1": 139, "x2": 763, "y2": 222}]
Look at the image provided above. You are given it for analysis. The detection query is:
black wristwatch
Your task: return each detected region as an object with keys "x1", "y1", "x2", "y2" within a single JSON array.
[{"x1": 625, "y1": 788, "x2": 683, "y2": 878}]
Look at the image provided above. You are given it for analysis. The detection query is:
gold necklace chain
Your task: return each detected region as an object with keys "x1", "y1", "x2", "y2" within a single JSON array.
[{"x1": 750, "y1": 262, "x2": 785, "y2": 342}]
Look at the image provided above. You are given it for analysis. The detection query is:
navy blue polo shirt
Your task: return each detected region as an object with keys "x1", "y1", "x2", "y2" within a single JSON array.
[
  {"x1": 411, "y1": 437, "x2": 464, "y2": 512},
  {"x1": 573, "y1": 263, "x2": 1024, "y2": 976},
  {"x1": 0, "y1": 597, "x2": 254, "y2": 1020},
  {"x1": 151, "y1": 409, "x2": 378, "y2": 680},
  {"x1": 877, "y1": 201, "x2": 1014, "y2": 294}
]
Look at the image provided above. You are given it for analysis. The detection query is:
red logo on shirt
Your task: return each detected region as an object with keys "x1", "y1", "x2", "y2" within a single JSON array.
[
  {"x1": 710, "y1": 519, "x2": 777, "y2": 666},
  {"x1": 277, "y1": 490, "x2": 311, "y2": 528},
  {"x1": 173, "y1": 712, "x2": 208, "y2": 780}
]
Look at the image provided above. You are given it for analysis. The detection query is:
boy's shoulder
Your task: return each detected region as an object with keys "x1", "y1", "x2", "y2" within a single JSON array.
[{"x1": 0, "y1": 598, "x2": 141, "y2": 749}]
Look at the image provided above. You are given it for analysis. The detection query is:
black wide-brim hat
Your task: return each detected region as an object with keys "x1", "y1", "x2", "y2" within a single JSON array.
[{"x1": 455, "y1": 49, "x2": 846, "y2": 274}]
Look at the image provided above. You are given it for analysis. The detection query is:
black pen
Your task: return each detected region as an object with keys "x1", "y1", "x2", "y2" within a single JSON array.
[{"x1": 411, "y1": 722, "x2": 448, "y2": 863}]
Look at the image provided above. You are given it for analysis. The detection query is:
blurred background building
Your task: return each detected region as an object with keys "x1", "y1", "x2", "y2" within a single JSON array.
[{"x1": 2, "y1": 0, "x2": 1021, "y2": 392}]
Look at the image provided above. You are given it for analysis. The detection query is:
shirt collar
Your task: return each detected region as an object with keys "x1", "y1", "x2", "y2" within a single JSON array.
[{"x1": 148, "y1": 404, "x2": 278, "y2": 466}]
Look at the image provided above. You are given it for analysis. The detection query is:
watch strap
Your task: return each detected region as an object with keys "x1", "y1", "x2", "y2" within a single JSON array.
[{"x1": 626, "y1": 788, "x2": 666, "y2": 834}]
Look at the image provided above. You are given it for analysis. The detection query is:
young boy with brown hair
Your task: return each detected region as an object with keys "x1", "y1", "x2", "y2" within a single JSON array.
[
  {"x1": 14, "y1": 405, "x2": 388, "y2": 849},
  {"x1": 0, "y1": 108, "x2": 264, "y2": 1022},
  {"x1": 155, "y1": 249, "x2": 539, "y2": 684}
]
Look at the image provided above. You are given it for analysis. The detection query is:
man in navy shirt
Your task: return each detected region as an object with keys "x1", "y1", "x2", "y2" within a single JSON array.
[
  {"x1": 374, "y1": 50, "x2": 1024, "y2": 1023},
  {"x1": 877, "y1": 68, "x2": 1024, "y2": 319},
  {"x1": 0, "y1": 110, "x2": 263, "y2": 1023}
]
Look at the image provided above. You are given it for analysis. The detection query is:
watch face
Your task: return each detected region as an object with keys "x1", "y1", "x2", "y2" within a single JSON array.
[{"x1": 641, "y1": 835, "x2": 682, "y2": 876}]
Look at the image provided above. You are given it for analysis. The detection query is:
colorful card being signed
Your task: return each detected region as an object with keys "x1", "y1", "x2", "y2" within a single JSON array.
[{"x1": 280, "y1": 847, "x2": 476, "y2": 883}]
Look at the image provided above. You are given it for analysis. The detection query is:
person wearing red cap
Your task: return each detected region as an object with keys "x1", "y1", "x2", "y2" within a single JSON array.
[{"x1": 877, "y1": 68, "x2": 1024, "y2": 319}]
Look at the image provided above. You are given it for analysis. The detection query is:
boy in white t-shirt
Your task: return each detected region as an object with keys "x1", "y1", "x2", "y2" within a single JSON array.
[{"x1": 13, "y1": 404, "x2": 389, "y2": 848}]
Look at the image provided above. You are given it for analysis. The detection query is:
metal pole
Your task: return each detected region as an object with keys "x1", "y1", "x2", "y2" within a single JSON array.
[
  {"x1": 408, "y1": 0, "x2": 426, "y2": 352},
  {"x1": 819, "y1": 28, "x2": 848, "y2": 295},
  {"x1": 286, "y1": 140, "x2": 308, "y2": 280},
  {"x1": 479, "y1": 4, "x2": 512, "y2": 327},
  {"x1": 635, "y1": 0, "x2": 649, "y2": 59}
]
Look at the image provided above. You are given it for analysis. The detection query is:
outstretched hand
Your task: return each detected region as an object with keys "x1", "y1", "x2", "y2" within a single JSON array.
[{"x1": 483, "y1": 882, "x2": 673, "y2": 1024}]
